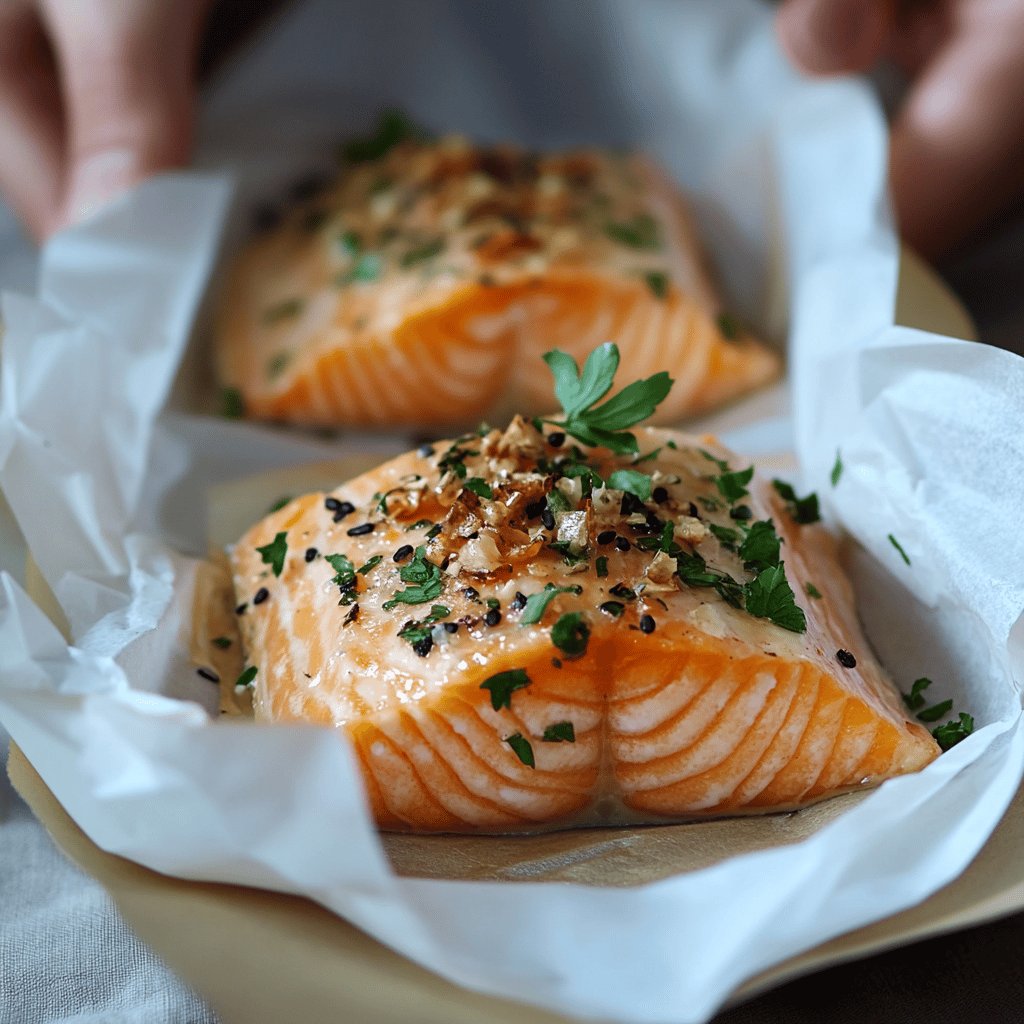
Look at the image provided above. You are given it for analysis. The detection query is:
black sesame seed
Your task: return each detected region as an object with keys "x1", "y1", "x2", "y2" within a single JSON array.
[
  {"x1": 235, "y1": 603, "x2": 248, "y2": 615},
  {"x1": 610, "y1": 583, "x2": 636, "y2": 600},
  {"x1": 639, "y1": 614, "x2": 656, "y2": 634},
  {"x1": 541, "y1": 507, "x2": 556, "y2": 530},
  {"x1": 688, "y1": 502, "x2": 701, "y2": 519},
  {"x1": 197, "y1": 667, "x2": 220, "y2": 683},
  {"x1": 484, "y1": 609, "x2": 502, "y2": 627},
  {"x1": 393, "y1": 544, "x2": 414, "y2": 562},
  {"x1": 652, "y1": 486, "x2": 668, "y2": 504},
  {"x1": 253, "y1": 587, "x2": 269, "y2": 605},
  {"x1": 836, "y1": 649, "x2": 857, "y2": 668},
  {"x1": 511, "y1": 592, "x2": 527, "y2": 611},
  {"x1": 525, "y1": 500, "x2": 546, "y2": 520},
  {"x1": 444, "y1": 621, "x2": 459, "y2": 634},
  {"x1": 620, "y1": 492, "x2": 645, "y2": 515},
  {"x1": 417, "y1": 443, "x2": 434, "y2": 458},
  {"x1": 324, "y1": 496, "x2": 342, "y2": 511},
  {"x1": 599, "y1": 601, "x2": 625, "y2": 617},
  {"x1": 597, "y1": 530, "x2": 616, "y2": 546},
  {"x1": 615, "y1": 536, "x2": 631, "y2": 552},
  {"x1": 304, "y1": 547, "x2": 318, "y2": 562},
  {"x1": 412, "y1": 636, "x2": 433, "y2": 657},
  {"x1": 347, "y1": 523, "x2": 375, "y2": 537},
  {"x1": 343, "y1": 604, "x2": 359, "y2": 627},
  {"x1": 547, "y1": 432, "x2": 566, "y2": 448},
  {"x1": 730, "y1": 504, "x2": 753, "y2": 521},
  {"x1": 462, "y1": 586, "x2": 480, "y2": 601},
  {"x1": 552, "y1": 657, "x2": 563, "y2": 669}
]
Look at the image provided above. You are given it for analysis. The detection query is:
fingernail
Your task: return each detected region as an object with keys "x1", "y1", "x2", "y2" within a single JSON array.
[{"x1": 63, "y1": 148, "x2": 142, "y2": 228}]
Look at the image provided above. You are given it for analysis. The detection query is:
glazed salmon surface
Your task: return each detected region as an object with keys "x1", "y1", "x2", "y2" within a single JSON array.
[
  {"x1": 215, "y1": 129, "x2": 779, "y2": 428},
  {"x1": 229, "y1": 420, "x2": 939, "y2": 833}
]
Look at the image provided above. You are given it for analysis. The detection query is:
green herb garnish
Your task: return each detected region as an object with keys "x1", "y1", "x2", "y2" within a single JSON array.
[
  {"x1": 235, "y1": 665, "x2": 258, "y2": 689},
  {"x1": 642, "y1": 271, "x2": 669, "y2": 299},
  {"x1": 831, "y1": 450, "x2": 843, "y2": 487},
  {"x1": 339, "y1": 230, "x2": 362, "y2": 257},
  {"x1": 541, "y1": 343, "x2": 673, "y2": 455},
  {"x1": 738, "y1": 520, "x2": 781, "y2": 571},
  {"x1": 607, "y1": 469, "x2": 652, "y2": 502},
  {"x1": 341, "y1": 109, "x2": 426, "y2": 163},
  {"x1": 262, "y1": 298, "x2": 303, "y2": 324},
  {"x1": 714, "y1": 466, "x2": 754, "y2": 504},
  {"x1": 902, "y1": 677, "x2": 933, "y2": 711},
  {"x1": 743, "y1": 563, "x2": 806, "y2": 633},
  {"x1": 889, "y1": 534, "x2": 911, "y2": 565},
  {"x1": 357, "y1": 554, "x2": 383, "y2": 575},
  {"x1": 917, "y1": 699, "x2": 953, "y2": 723},
  {"x1": 772, "y1": 479, "x2": 821, "y2": 524},
  {"x1": 551, "y1": 612, "x2": 590, "y2": 657},
  {"x1": 542, "y1": 722, "x2": 576, "y2": 743},
  {"x1": 805, "y1": 582, "x2": 823, "y2": 600},
  {"x1": 933, "y1": 713, "x2": 974, "y2": 751},
  {"x1": 266, "y1": 495, "x2": 292, "y2": 513},
  {"x1": 505, "y1": 732, "x2": 535, "y2": 767},
  {"x1": 267, "y1": 352, "x2": 291, "y2": 380},
  {"x1": 463, "y1": 477, "x2": 494, "y2": 500},
  {"x1": 382, "y1": 545, "x2": 443, "y2": 608},
  {"x1": 401, "y1": 238, "x2": 445, "y2": 267},
  {"x1": 520, "y1": 584, "x2": 582, "y2": 626},
  {"x1": 595, "y1": 555, "x2": 609, "y2": 578},
  {"x1": 211, "y1": 636, "x2": 233, "y2": 650},
  {"x1": 716, "y1": 312, "x2": 740, "y2": 340},
  {"x1": 604, "y1": 213, "x2": 659, "y2": 249},
  {"x1": 255, "y1": 531, "x2": 288, "y2": 577},
  {"x1": 221, "y1": 387, "x2": 245, "y2": 419},
  {"x1": 337, "y1": 252, "x2": 383, "y2": 285},
  {"x1": 481, "y1": 668, "x2": 531, "y2": 710},
  {"x1": 709, "y1": 524, "x2": 740, "y2": 550}
]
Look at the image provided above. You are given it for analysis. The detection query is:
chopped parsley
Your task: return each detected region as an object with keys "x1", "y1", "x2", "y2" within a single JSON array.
[
  {"x1": 481, "y1": 668, "x2": 531, "y2": 710},
  {"x1": 933, "y1": 713, "x2": 974, "y2": 751},
  {"x1": 337, "y1": 252, "x2": 383, "y2": 285},
  {"x1": 339, "y1": 230, "x2": 361, "y2": 257},
  {"x1": 675, "y1": 551, "x2": 744, "y2": 608},
  {"x1": 607, "y1": 468, "x2": 652, "y2": 502},
  {"x1": 542, "y1": 721, "x2": 576, "y2": 743},
  {"x1": 505, "y1": 732, "x2": 535, "y2": 768},
  {"x1": 772, "y1": 479, "x2": 821, "y2": 524},
  {"x1": 357, "y1": 554, "x2": 383, "y2": 575},
  {"x1": 325, "y1": 553, "x2": 356, "y2": 588},
  {"x1": 742, "y1": 563, "x2": 807, "y2": 633},
  {"x1": 520, "y1": 584, "x2": 583, "y2": 625},
  {"x1": 709, "y1": 523, "x2": 740, "y2": 550},
  {"x1": 633, "y1": 446, "x2": 662, "y2": 465},
  {"x1": 595, "y1": 555, "x2": 609, "y2": 578},
  {"x1": 716, "y1": 312, "x2": 740, "y2": 340},
  {"x1": 235, "y1": 665, "x2": 257, "y2": 689},
  {"x1": 831, "y1": 450, "x2": 843, "y2": 487},
  {"x1": 902, "y1": 677, "x2": 933, "y2": 711},
  {"x1": 700, "y1": 449, "x2": 730, "y2": 473},
  {"x1": 604, "y1": 213, "x2": 660, "y2": 249},
  {"x1": 266, "y1": 495, "x2": 292, "y2": 513},
  {"x1": 382, "y1": 545, "x2": 443, "y2": 608},
  {"x1": 401, "y1": 238, "x2": 445, "y2": 267},
  {"x1": 738, "y1": 520, "x2": 781, "y2": 571},
  {"x1": 804, "y1": 582, "x2": 823, "y2": 600},
  {"x1": 221, "y1": 387, "x2": 245, "y2": 419},
  {"x1": 262, "y1": 298, "x2": 303, "y2": 324},
  {"x1": 463, "y1": 477, "x2": 494, "y2": 499},
  {"x1": 255, "y1": 531, "x2": 288, "y2": 577},
  {"x1": 397, "y1": 605, "x2": 450, "y2": 649},
  {"x1": 889, "y1": 534, "x2": 911, "y2": 565},
  {"x1": 714, "y1": 466, "x2": 754, "y2": 504},
  {"x1": 902, "y1": 677, "x2": 974, "y2": 748},
  {"x1": 551, "y1": 612, "x2": 590, "y2": 657},
  {"x1": 541, "y1": 342, "x2": 673, "y2": 455},
  {"x1": 642, "y1": 271, "x2": 669, "y2": 299},
  {"x1": 211, "y1": 636, "x2": 232, "y2": 649},
  {"x1": 267, "y1": 352, "x2": 291, "y2": 380},
  {"x1": 916, "y1": 700, "x2": 953, "y2": 723},
  {"x1": 341, "y1": 109, "x2": 426, "y2": 163}
]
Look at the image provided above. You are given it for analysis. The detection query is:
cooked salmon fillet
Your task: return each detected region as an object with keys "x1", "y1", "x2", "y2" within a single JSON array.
[
  {"x1": 228, "y1": 420, "x2": 938, "y2": 833},
  {"x1": 215, "y1": 125, "x2": 779, "y2": 428}
]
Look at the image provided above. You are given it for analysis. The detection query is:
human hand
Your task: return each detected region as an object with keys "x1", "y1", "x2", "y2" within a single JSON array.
[
  {"x1": 776, "y1": 0, "x2": 1024, "y2": 259},
  {"x1": 0, "y1": 0, "x2": 209, "y2": 242}
]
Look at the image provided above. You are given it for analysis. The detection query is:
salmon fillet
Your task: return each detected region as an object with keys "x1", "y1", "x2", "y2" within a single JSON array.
[
  {"x1": 215, "y1": 128, "x2": 779, "y2": 428},
  {"x1": 228, "y1": 420, "x2": 938, "y2": 833}
]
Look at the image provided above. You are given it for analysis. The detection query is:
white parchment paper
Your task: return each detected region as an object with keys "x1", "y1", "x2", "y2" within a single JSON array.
[{"x1": 2, "y1": 2, "x2": 1024, "y2": 1022}]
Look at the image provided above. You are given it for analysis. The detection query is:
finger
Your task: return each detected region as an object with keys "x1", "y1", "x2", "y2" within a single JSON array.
[
  {"x1": 39, "y1": 0, "x2": 209, "y2": 231},
  {"x1": 0, "y1": 4, "x2": 63, "y2": 240},
  {"x1": 776, "y1": 0, "x2": 894, "y2": 75},
  {"x1": 890, "y1": 22, "x2": 1024, "y2": 258}
]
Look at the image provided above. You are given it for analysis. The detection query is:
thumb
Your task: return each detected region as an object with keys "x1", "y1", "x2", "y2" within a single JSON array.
[
  {"x1": 776, "y1": 0, "x2": 893, "y2": 76},
  {"x1": 40, "y1": 0, "x2": 209, "y2": 230}
]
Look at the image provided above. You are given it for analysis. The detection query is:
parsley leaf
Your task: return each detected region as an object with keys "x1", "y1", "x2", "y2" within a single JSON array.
[
  {"x1": 325, "y1": 553, "x2": 356, "y2": 588},
  {"x1": 542, "y1": 721, "x2": 576, "y2": 743},
  {"x1": 464, "y1": 477, "x2": 494, "y2": 499},
  {"x1": 595, "y1": 555, "x2": 609, "y2": 578},
  {"x1": 551, "y1": 612, "x2": 590, "y2": 657},
  {"x1": 211, "y1": 636, "x2": 233, "y2": 649},
  {"x1": 262, "y1": 298, "x2": 303, "y2": 324},
  {"x1": 743, "y1": 563, "x2": 807, "y2": 633},
  {"x1": 504, "y1": 732, "x2": 535, "y2": 767},
  {"x1": 336, "y1": 252, "x2": 383, "y2": 285},
  {"x1": 607, "y1": 469, "x2": 652, "y2": 502},
  {"x1": 267, "y1": 352, "x2": 291, "y2": 380},
  {"x1": 709, "y1": 523, "x2": 740, "y2": 550},
  {"x1": 642, "y1": 271, "x2": 669, "y2": 299},
  {"x1": 520, "y1": 584, "x2": 583, "y2": 625},
  {"x1": 902, "y1": 677, "x2": 932, "y2": 711},
  {"x1": 266, "y1": 495, "x2": 292, "y2": 513},
  {"x1": 933, "y1": 713, "x2": 974, "y2": 751},
  {"x1": 604, "y1": 213, "x2": 660, "y2": 249},
  {"x1": 256, "y1": 531, "x2": 288, "y2": 577},
  {"x1": 401, "y1": 238, "x2": 445, "y2": 267},
  {"x1": 715, "y1": 466, "x2": 754, "y2": 504},
  {"x1": 738, "y1": 520, "x2": 781, "y2": 571},
  {"x1": 382, "y1": 546, "x2": 443, "y2": 608},
  {"x1": 221, "y1": 387, "x2": 245, "y2": 419},
  {"x1": 341, "y1": 109, "x2": 426, "y2": 163},
  {"x1": 541, "y1": 343, "x2": 674, "y2": 455},
  {"x1": 235, "y1": 665, "x2": 257, "y2": 689},
  {"x1": 481, "y1": 668, "x2": 531, "y2": 710},
  {"x1": 889, "y1": 534, "x2": 911, "y2": 565},
  {"x1": 772, "y1": 479, "x2": 821, "y2": 524},
  {"x1": 716, "y1": 312, "x2": 740, "y2": 340},
  {"x1": 357, "y1": 554, "x2": 383, "y2": 575},
  {"x1": 805, "y1": 582, "x2": 823, "y2": 600},
  {"x1": 917, "y1": 699, "x2": 954, "y2": 723},
  {"x1": 831, "y1": 450, "x2": 843, "y2": 487}
]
